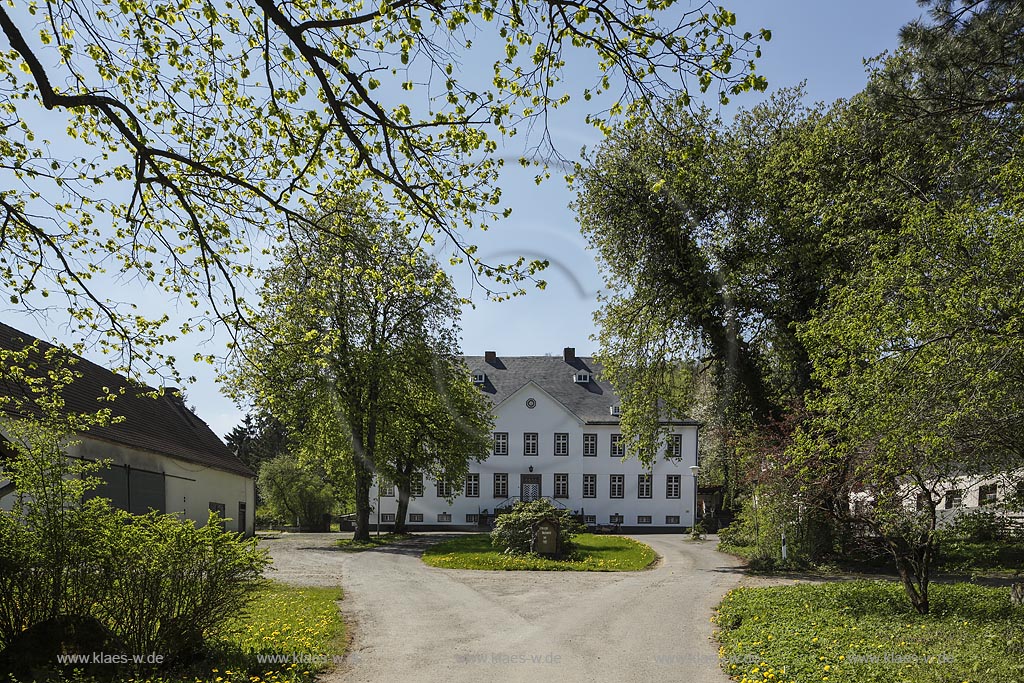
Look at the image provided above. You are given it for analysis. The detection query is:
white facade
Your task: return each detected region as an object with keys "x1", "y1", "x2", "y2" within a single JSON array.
[
  {"x1": 1, "y1": 433, "x2": 256, "y2": 535},
  {"x1": 372, "y1": 352, "x2": 700, "y2": 531}
]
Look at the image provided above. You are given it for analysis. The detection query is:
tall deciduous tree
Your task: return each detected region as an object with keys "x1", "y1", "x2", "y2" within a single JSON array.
[
  {"x1": 573, "y1": 88, "x2": 839, "y2": 466},
  {"x1": 227, "y1": 201, "x2": 476, "y2": 540},
  {"x1": 376, "y1": 344, "x2": 492, "y2": 533},
  {"x1": 576, "y1": 2, "x2": 1024, "y2": 603},
  {"x1": 0, "y1": 0, "x2": 768, "y2": 376}
]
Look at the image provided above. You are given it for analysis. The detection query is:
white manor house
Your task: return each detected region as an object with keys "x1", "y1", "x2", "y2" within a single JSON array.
[{"x1": 371, "y1": 348, "x2": 700, "y2": 532}]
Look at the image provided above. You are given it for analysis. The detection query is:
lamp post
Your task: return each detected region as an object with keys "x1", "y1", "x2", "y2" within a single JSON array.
[{"x1": 689, "y1": 464, "x2": 700, "y2": 532}]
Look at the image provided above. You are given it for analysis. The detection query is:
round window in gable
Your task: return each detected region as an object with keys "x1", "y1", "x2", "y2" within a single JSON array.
[{"x1": 526, "y1": 398, "x2": 537, "y2": 409}]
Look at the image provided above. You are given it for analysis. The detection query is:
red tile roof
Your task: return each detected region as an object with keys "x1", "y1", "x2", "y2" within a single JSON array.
[{"x1": 0, "y1": 322, "x2": 253, "y2": 478}]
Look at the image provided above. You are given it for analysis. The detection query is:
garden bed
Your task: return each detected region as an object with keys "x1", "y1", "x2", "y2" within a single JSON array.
[{"x1": 421, "y1": 533, "x2": 657, "y2": 571}]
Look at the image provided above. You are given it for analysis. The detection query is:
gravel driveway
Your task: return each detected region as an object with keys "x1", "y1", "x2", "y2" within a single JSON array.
[{"x1": 261, "y1": 532, "x2": 750, "y2": 682}]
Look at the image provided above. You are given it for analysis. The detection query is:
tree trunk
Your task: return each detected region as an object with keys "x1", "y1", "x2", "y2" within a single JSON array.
[
  {"x1": 895, "y1": 555, "x2": 930, "y2": 614},
  {"x1": 1011, "y1": 582, "x2": 1023, "y2": 606},
  {"x1": 352, "y1": 459, "x2": 373, "y2": 541},
  {"x1": 394, "y1": 487, "x2": 410, "y2": 534},
  {"x1": 350, "y1": 421, "x2": 374, "y2": 542}
]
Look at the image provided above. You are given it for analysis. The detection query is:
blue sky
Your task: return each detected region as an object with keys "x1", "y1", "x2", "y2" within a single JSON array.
[{"x1": 3, "y1": 1, "x2": 927, "y2": 439}]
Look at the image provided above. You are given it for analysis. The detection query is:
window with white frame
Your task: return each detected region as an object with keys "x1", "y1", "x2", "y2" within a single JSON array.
[
  {"x1": 436, "y1": 480, "x2": 452, "y2": 498},
  {"x1": 494, "y1": 472, "x2": 509, "y2": 498},
  {"x1": 493, "y1": 432, "x2": 508, "y2": 455},
  {"x1": 410, "y1": 473, "x2": 424, "y2": 497},
  {"x1": 524, "y1": 432, "x2": 539, "y2": 456},
  {"x1": 409, "y1": 513, "x2": 423, "y2": 522},
  {"x1": 666, "y1": 474, "x2": 681, "y2": 499},
  {"x1": 437, "y1": 512, "x2": 452, "y2": 522},
  {"x1": 637, "y1": 515, "x2": 652, "y2": 524},
  {"x1": 554, "y1": 433, "x2": 569, "y2": 456},
  {"x1": 638, "y1": 473, "x2": 652, "y2": 499},
  {"x1": 466, "y1": 514, "x2": 478, "y2": 524},
  {"x1": 554, "y1": 473, "x2": 569, "y2": 498},
  {"x1": 610, "y1": 474, "x2": 624, "y2": 499},
  {"x1": 381, "y1": 513, "x2": 395, "y2": 522},
  {"x1": 584, "y1": 515, "x2": 596, "y2": 524},
  {"x1": 379, "y1": 479, "x2": 395, "y2": 497},
  {"x1": 583, "y1": 473, "x2": 597, "y2": 498},
  {"x1": 465, "y1": 473, "x2": 480, "y2": 497},
  {"x1": 665, "y1": 515, "x2": 680, "y2": 525},
  {"x1": 610, "y1": 514, "x2": 624, "y2": 524},
  {"x1": 667, "y1": 433, "x2": 682, "y2": 459},
  {"x1": 610, "y1": 434, "x2": 624, "y2": 457},
  {"x1": 944, "y1": 489, "x2": 963, "y2": 509},
  {"x1": 583, "y1": 433, "x2": 597, "y2": 456}
]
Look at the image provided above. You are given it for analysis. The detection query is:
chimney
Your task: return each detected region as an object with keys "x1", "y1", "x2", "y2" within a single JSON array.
[
  {"x1": 563, "y1": 347, "x2": 576, "y2": 362},
  {"x1": 484, "y1": 351, "x2": 497, "y2": 363}
]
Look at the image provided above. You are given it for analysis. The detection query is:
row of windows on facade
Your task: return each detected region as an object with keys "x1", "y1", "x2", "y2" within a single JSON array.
[
  {"x1": 378, "y1": 512, "x2": 683, "y2": 525},
  {"x1": 492, "y1": 432, "x2": 683, "y2": 458},
  {"x1": 929, "y1": 483, "x2": 1019, "y2": 509},
  {"x1": 855, "y1": 482, "x2": 1021, "y2": 516},
  {"x1": 378, "y1": 473, "x2": 687, "y2": 499}
]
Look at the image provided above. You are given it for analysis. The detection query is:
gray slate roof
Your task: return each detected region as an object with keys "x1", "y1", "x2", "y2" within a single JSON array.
[
  {"x1": 0, "y1": 322, "x2": 254, "y2": 478},
  {"x1": 463, "y1": 354, "x2": 697, "y2": 425}
]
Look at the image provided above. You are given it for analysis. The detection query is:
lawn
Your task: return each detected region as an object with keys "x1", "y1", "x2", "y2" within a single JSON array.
[
  {"x1": 421, "y1": 533, "x2": 657, "y2": 571},
  {"x1": 714, "y1": 580, "x2": 1024, "y2": 683},
  {"x1": 16, "y1": 582, "x2": 346, "y2": 683},
  {"x1": 335, "y1": 532, "x2": 411, "y2": 551}
]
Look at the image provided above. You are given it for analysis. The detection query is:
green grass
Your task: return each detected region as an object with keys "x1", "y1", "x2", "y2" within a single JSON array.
[
  {"x1": 421, "y1": 533, "x2": 657, "y2": 571},
  {"x1": 12, "y1": 582, "x2": 346, "y2": 683},
  {"x1": 334, "y1": 532, "x2": 411, "y2": 551},
  {"x1": 714, "y1": 580, "x2": 1024, "y2": 683}
]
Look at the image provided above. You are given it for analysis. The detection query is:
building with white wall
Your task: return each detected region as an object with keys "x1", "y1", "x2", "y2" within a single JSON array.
[
  {"x1": 372, "y1": 348, "x2": 699, "y2": 531},
  {"x1": 0, "y1": 322, "x2": 256, "y2": 535}
]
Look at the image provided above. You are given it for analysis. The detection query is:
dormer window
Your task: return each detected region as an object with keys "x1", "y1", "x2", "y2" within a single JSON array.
[
  {"x1": 610, "y1": 405, "x2": 622, "y2": 417},
  {"x1": 573, "y1": 372, "x2": 591, "y2": 384},
  {"x1": 472, "y1": 372, "x2": 486, "y2": 385}
]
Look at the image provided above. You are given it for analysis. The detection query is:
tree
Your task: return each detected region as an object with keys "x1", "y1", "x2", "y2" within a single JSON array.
[
  {"x1": 875, "y1": 0, "x2": 1024, "y2": 121},
  {"x1": 0, "y1": 0, "x2": 768, "y2": 377},
  {"x1": 225, "y1": 410, "x2": 290, "y2": 472},
  {"x1": 257, "y1": 453, "x2": 337, "y2": 530},
  {"x1": 572, "y1": 89, "x2": 840, "y2": 473},
  {"x1": 574, "y1": 1, "x2": 1024, "y2": 595},
  {"x1": 376, "y1": 343, "x2": 492, "y2": 533},
  {"x1": 228, "y1": 200, "x2": 475, "y2": 540}
]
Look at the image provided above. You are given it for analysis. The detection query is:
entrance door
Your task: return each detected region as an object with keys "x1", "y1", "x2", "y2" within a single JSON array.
[{"x1": 521, "y1": 474, "x2": 542, "y2": 501}]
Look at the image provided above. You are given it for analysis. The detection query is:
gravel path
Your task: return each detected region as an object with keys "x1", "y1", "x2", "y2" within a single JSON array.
[{"x1": 261, "y1": 532, "x2": 756, "y2": 682}]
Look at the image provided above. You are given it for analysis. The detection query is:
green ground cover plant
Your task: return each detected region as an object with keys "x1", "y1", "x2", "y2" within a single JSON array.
[
  {"x1": 422, "y1": 533, "x2": 657, "y2": 571},
  {"x1": 715, "y1": 581, "x2": 1024, "y2": 683}
]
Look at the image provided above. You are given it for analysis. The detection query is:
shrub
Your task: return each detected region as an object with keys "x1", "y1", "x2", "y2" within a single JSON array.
[
  {"x1": 490, "y1": 499, "x2": 584, "y2": 555},
  {"x1": 944, "y1": 507, "x2": 1009, "y2": 542},
  {"x1": 96, "y1": 511, "x2": 270, "y2": 662},
  {"x1": 0, "y1": 497, "x2": 128, "y2": 650}
]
